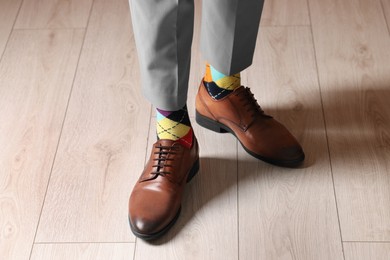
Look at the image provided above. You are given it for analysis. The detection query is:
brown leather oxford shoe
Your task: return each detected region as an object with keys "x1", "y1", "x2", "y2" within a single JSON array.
[
  {"x1": 128, "y1": 137, "x2": 199, "y2": 240},
  {"x1": 195, "y1": 79, "x2": 304, "y2": 167}
]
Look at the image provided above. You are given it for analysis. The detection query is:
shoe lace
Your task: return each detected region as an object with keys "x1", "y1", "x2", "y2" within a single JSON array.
[
  {"x1": 151, "y1": 145, "x2": 179, "y2": 177},
  {"x1": 235, "y1": 87, "x2": 265, "y2": 118}
]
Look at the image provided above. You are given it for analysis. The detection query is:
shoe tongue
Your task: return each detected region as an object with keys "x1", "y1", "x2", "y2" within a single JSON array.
[
  {"x1": 156, "y1": 139, "x2": 175, "y2": 147},
  {"x1": 156, "y1": 134, "x2": 193, "y2": 149}
]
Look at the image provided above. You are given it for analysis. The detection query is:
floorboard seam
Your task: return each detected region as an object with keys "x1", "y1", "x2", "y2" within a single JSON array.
[
  {"x1": 0, "y1": 0, "x2": 24, "y2": 65},
  {"x1": 33, "y1": 242, "x2": 136, "y2": 244},
  {"x1": 306, "y1": 0, "x2": 346, "y2": 259},
  {"x1": 260, "y1": 24, "x2": 311, "y2": 27},
  {"x1": 343, "y1": 241, "x2": 390, "y2": 243},
  {"x1": 380, "y1": 0, "x2": 390, "y2": 37}
]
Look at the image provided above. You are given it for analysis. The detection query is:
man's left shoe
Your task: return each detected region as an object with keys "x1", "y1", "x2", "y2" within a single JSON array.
[
  {"x1": 195, "y1": 79, "x2": 304, "y2": 167},
  {"x1": 128, "y1": 137, "x2": 199, "y2": 240}
]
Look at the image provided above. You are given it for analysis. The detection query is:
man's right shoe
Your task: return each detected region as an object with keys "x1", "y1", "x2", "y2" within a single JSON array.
[{"x1": 195, "y1": 79, "x2": 304, "y2": 167}]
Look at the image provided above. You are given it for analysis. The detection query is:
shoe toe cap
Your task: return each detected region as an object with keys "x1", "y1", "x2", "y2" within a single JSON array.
[
  {"x1": 128, "y1": 190, "x2": 179, "y2": 238},
  {"x1": 275, "y1": 144, "x2": 305, "y2": 166},
  {"x1": 130, "y1": 216, "x2": 160, "y2": 235}
]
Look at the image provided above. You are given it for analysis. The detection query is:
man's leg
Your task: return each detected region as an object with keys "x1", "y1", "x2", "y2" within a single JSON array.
[
  {"x1": 196, "y1": 0, "x2": 305, "y2": 166},
  {"x1": 200, "y1": 0, "x2": 263, "y2": 100},
  {"x1": 129, "y1": 0, "x2": 194, "y2": 111},
  {"x1": 200, "y1": 0, "x2": 264, "y2": 76},
  {"x1": 200, "y1": 0, "x2": 264, "y2": 99},
  {"x1": 128, "y1": 0, "x2": 199, "y2": 240}
]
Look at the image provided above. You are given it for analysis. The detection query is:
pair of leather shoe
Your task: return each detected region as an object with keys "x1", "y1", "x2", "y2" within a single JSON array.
[{"x1": 128, "y1": 79, "x2": 305, "y2": 240}]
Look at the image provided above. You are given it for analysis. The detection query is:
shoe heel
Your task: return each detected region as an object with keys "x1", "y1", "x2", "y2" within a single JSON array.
[
  {"x1": 196, "y1": 111, "x2": 228, "y2": 133},
  {"x1": 186, "y1": 158, "x2": 199, "y2": 183}
]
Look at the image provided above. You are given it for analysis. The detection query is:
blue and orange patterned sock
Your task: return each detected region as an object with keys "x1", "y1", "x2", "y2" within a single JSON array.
[
  {"x1": 203, "y1": 63, "x2": 241, "y2": 100},
  {"x1": 156, "y1": 105, "x2": 193, "y2": 148}
]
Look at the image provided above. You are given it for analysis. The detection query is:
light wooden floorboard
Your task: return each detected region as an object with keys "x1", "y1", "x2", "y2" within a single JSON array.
[
  {"x1": 134, "y1": 120, "x2": 238, "y2": 260},
  {"x1": 309, "y1": 0, "x2": 390, "y2": 241},
  {"x1": 261, "y1": 0, "x2": 310, "y2": 26},
  {"x1": 30, "y1": 243, "x2": 135, "y2": 260},
  {"x1": 238, "y1": 27, "x2": 343, "y2": 259},
  {"x1": 14, "y1": 0, "x2": 94, "y2": 29},
  {"x1": 0, "y1": 0, "x2": 22, "y2": 57},
  {"x1": 0, "y1": 29, "x2": 84, "y2": 260},
  {"x1": 34, "y1": 0, "x2": 149, "y2": 242},
  {"x1": 344, "y1": 242, "x2": 390, "y2": 260}
]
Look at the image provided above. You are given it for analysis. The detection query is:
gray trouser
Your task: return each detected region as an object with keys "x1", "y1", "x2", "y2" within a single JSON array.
[{"x1": 129, "y1": 0, "x2": 264, "y2": 110}]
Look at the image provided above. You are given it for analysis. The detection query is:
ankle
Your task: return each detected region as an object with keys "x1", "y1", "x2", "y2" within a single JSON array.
[
  {"x1": 203, "y1": 62, "x2": 241, "y2": 100},
  {"x1": 156, "y1": 105, "x2": 193, "y2": 148}
]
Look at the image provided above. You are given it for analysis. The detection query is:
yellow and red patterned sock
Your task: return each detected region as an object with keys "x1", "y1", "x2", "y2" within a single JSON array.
[
  {"x1": 203, "y1": 63, "x2": 241, "y2": 100},
  {"x1": 156, "y1": 105, "x2": 193, "y2": 148}
]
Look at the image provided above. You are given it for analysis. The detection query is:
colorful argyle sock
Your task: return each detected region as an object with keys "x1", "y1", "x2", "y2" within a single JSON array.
[
  {"x1": 203, "y1": 63, "x2": 241, "y2": 100},
  {"x1": 156, "y1": 105, "x2": 193, "y2": 148}
]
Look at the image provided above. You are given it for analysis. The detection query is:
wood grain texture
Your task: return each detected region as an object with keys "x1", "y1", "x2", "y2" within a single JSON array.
[
  {"x1": 238, "y1": 27, "x2": 343, "y2": 259},
  {"x1": 134, "y1": 121, "x2": 238, "y2": 260},
  {"x1": 261, "y1": 0, "x2": 310, "y2": 26},
  {"x1": 0, "y1": 29, "x2": 84, "y2": 260},
  {"x1": 14, "y1": 0, "x2": 93, "y2": 29},
  {"x1": 309, "y1": 0, "x2": 390, "y2": 241},
  {"x1": 0, "y1": 0, "x2": 22, "y2": 57},
  {"x1": 34, "y1": 0, "x2": 150, "y2": 243},
  {"x1": 344, "y1": 242, "x2": 390, "y2": 260},
  {"x1": 30, "y1": 243, "x2": 135, "y2": 260}
]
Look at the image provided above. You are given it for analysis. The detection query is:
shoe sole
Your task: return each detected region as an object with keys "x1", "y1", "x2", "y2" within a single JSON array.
[
  {"x1": 195, "y1": 110, "x2": 304, "y2": 167},
  {"x1": 128, "y1": 158, "x2": 200, "y2": 241}
]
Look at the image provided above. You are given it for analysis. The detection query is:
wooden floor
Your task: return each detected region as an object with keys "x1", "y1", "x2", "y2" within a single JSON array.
[{"x1": 1, "y1": 0, "x2": 390, "y2": 259}]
